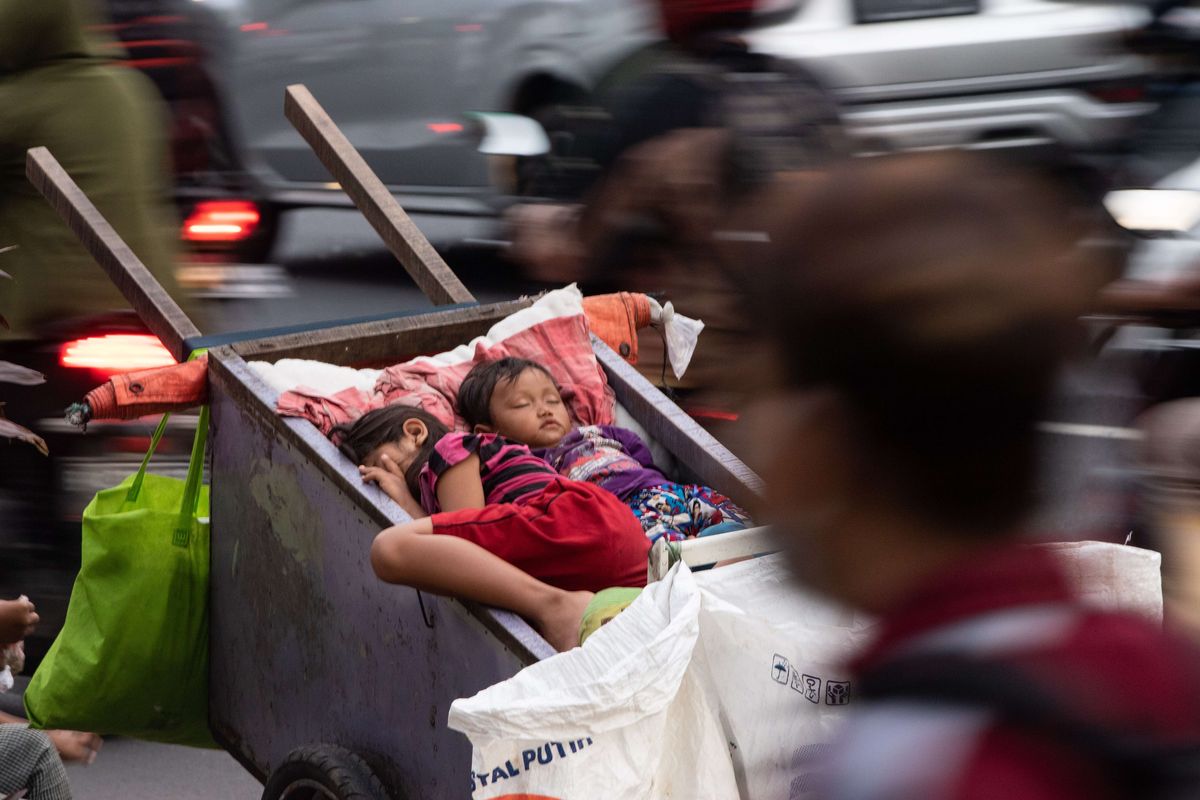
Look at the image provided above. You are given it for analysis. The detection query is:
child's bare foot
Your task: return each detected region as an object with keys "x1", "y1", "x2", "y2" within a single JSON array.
[
  {"x1": 534, "y1": 590, "x2": 593, "y2": 652},
  {"x1": 47, "y1": 730, "x2": 102, "y2": 764}
]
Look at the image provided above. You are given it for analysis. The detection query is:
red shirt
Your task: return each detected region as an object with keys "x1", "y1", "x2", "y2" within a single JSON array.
[{"x1": 822, "y1": 545, "x2": 1200, "y2": 800}]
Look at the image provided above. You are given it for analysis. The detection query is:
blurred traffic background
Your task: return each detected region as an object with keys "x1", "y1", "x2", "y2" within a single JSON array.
[{"x1": 1, "y1": 0, "x2": 1198, "y2": 792}]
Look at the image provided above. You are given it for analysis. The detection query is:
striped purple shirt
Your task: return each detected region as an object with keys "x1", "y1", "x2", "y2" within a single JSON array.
[{"x1": 418, "y1": 432, "x2": 557, "y2": 513}]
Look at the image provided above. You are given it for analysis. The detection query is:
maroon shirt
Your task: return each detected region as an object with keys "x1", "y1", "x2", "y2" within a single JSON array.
[{"x1": 821, "y1": 545, "x2": 1200, "y2": 800}]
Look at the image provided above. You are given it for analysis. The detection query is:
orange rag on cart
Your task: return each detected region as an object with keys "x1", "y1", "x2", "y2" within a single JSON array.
[
  {"x1": 583, "y1": 292, "x2": 653, "y2": 365},
  {"x1": 83, "y1": 356, "x2": 208, "y2": 421}
]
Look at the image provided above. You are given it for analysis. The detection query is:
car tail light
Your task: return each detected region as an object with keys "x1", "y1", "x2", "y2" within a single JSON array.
[
  {"x1": 1084, "y1": 82, "x2": 1146, "y2": 104},
  {"x1": 60, "y1": 334, "x2": 176, "y2": 372},
  {"x1": 181, "y1": 200, "x2": 261, "y2": 243}
]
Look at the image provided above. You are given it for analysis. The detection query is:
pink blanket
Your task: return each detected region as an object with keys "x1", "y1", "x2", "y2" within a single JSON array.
[{"x1": 276, "y1": 293, "x2": 616, "y2": 438}]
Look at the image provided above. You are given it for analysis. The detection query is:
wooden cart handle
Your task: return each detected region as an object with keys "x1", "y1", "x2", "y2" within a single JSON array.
[
  {"x1": 25, "y1": 146, "x2": 202, "y2": 362},
  {"x1": 284, "y1": 84, "x2": 476, "y2": 307}
]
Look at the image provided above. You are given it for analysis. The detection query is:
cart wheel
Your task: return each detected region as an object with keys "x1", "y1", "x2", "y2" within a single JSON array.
[{"x1": 261, "y1": 745, "x2": 389, "y2": 800}]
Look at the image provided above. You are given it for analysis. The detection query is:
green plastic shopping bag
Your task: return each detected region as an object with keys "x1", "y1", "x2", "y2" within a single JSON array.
[{"x1": 24, "y1": 407, "x2": 214, "y2": 748}]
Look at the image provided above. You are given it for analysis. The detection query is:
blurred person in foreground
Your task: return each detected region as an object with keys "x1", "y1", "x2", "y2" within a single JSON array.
[
  {"x1": 0, "y1": 0, "x2": 184, "y2": 343},
  {"x1": 732, "y1": 153, "x2": 1200, "y2": 799},
  {"x1": 0, "y1": 0, "x2": 175, "y2": 783},
  {"x1": 508, "y1": 0, "x2": 843, "y2": 399}
]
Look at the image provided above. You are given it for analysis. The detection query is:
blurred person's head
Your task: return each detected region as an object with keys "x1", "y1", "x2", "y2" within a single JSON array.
[
  {"x1": 657, "y1": 0, "x2": 758, "y2": 42},
  {"x1": 735, "y1": 153, "x2": 1096, "y2": 613},
  {"x1": 0, "y1": 0, "x2": 112, "y2": 73}
]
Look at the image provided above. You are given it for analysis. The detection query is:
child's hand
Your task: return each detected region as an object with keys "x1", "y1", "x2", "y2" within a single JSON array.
[
  {"x1": 360, "y1": 454, "x2": 412, "y2": 507},
  {"x1": 0, "y1": 596, "x2": 38, "y2": 644}
]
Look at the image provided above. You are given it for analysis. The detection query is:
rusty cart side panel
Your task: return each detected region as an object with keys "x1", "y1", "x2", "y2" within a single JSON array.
[{"x1": 208, "y1": 347, "x2": 553, "y2": 798}]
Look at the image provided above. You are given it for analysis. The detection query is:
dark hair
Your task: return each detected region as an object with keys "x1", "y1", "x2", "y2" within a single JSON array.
[
  {"x1": 457, "y1": 357, "x2": 555, "y2": 428},
  {"x1": 749, "y1": 153, "x2": 1095, "y2": 535},
  {"x1": 331, "y1": 405, "x2": 449, "y2": 496}
]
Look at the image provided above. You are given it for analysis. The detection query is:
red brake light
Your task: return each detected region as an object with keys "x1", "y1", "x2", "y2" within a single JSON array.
[
  {"x1": 60, "y1": 334, "x2": 176, "y2": 372},
  {"x1": 182, "y1": 200, "x2": 261, "y2": 243},
  {"x1": 427, "y1": 122, "x2": 465, "y2": 134},
  {"x1": 1085, "y1": 83, "x2": 1146, "y2": 104}
]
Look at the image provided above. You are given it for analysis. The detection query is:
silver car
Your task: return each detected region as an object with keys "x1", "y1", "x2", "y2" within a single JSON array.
[
  {"x1": 193, "y1": 0, "x2": 656, "y2": 249},
  {"x1": 748, "y1": 0, "x2": 1152, "y2": 155},
  {"x1": 175, "y1": 0, "x2": 1151, "y2": 256}
]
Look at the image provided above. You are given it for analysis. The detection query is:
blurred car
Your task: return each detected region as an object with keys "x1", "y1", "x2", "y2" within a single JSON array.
[
  {"x1": 100, "y1": 0, "x2": 1154, "y2": 263},
  {"x1": 99, "y1": 0, "x2": 659, "y2": 261},
  {"x1": 748, "y1": 0, "x2": 1154, "y2": 165},
  {"x1": 97, "y1": 0, "x2": 281, "y2": 265}
]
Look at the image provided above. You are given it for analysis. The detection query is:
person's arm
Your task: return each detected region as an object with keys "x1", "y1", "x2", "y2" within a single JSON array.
[{"x1": 435, "y1": 454, "x2": 486, "y2": 513}]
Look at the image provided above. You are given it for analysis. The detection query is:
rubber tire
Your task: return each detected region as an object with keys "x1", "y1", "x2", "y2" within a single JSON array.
[{"x1": 261, "y1": 745, "x2": 390, "y2": 800}]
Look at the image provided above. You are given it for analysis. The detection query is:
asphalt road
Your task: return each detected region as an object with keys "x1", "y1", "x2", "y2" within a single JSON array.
[
  {"x1": 202, "y1": 208, "x2": 537, "y2": 335},
  {"x1": 65, "y1": 738, "x2": 263, "y2": 799}
]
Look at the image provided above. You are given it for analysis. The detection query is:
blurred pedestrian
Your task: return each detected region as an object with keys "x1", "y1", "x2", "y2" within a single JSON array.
[
  {"x1": 508, "y1": 0, "x2": 844, "y2": 401},
  {"x1": 1138, "y1": 399, "x2": 1200, "y2": 639},
  {"x1": 735, "y1": 153, "x2": 1200, "y2": 799},
  {"x1": 0, "y1": 0, "x2": 192, "y2": 651},
  {"x1": 0, "y1": 0, "x2": 185, "y2": 340}
]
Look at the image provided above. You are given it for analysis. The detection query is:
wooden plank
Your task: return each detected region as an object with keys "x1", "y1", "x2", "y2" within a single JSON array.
[
  {"x1": 283, "y1": 84, "x2": 475, "y2": 307},
  {"x1": 231, "y1": 298, "x2": 533, "y2": 363},
  {"x1": 25, "y1": 147, "x2": 202, "y2": 361}
]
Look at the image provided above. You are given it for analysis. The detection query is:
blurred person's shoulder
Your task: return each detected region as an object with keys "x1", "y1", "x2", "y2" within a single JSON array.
[{"x1": 836, "y1": 544, "x2": 1200, "y2": 800}]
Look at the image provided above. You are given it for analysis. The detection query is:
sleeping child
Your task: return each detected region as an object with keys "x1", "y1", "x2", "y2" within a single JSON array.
[
  {"x1": 333, "y1": 406, "x2": 650, "y2": 651},
  {"x1": 455, "y1": 357, "x2": 752, "y2": 543}
]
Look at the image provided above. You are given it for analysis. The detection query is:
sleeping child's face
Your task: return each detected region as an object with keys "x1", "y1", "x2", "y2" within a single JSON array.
[
  {"x1": 479, "y1": 367, "x2": 572, "y2": 448},
  {"x1": 363, "y1": 417, "x2": 429, "y2": 474}
]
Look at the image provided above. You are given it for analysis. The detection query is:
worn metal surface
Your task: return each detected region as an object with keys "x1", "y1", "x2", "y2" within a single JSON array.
[{"x1": 208, "y1": 348, "x2": 550, "y2": 797}]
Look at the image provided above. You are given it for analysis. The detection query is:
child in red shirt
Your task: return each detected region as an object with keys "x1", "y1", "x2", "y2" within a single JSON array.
[{"x1": 334, "y1": 406, "x2": 648, "y2": 651}]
